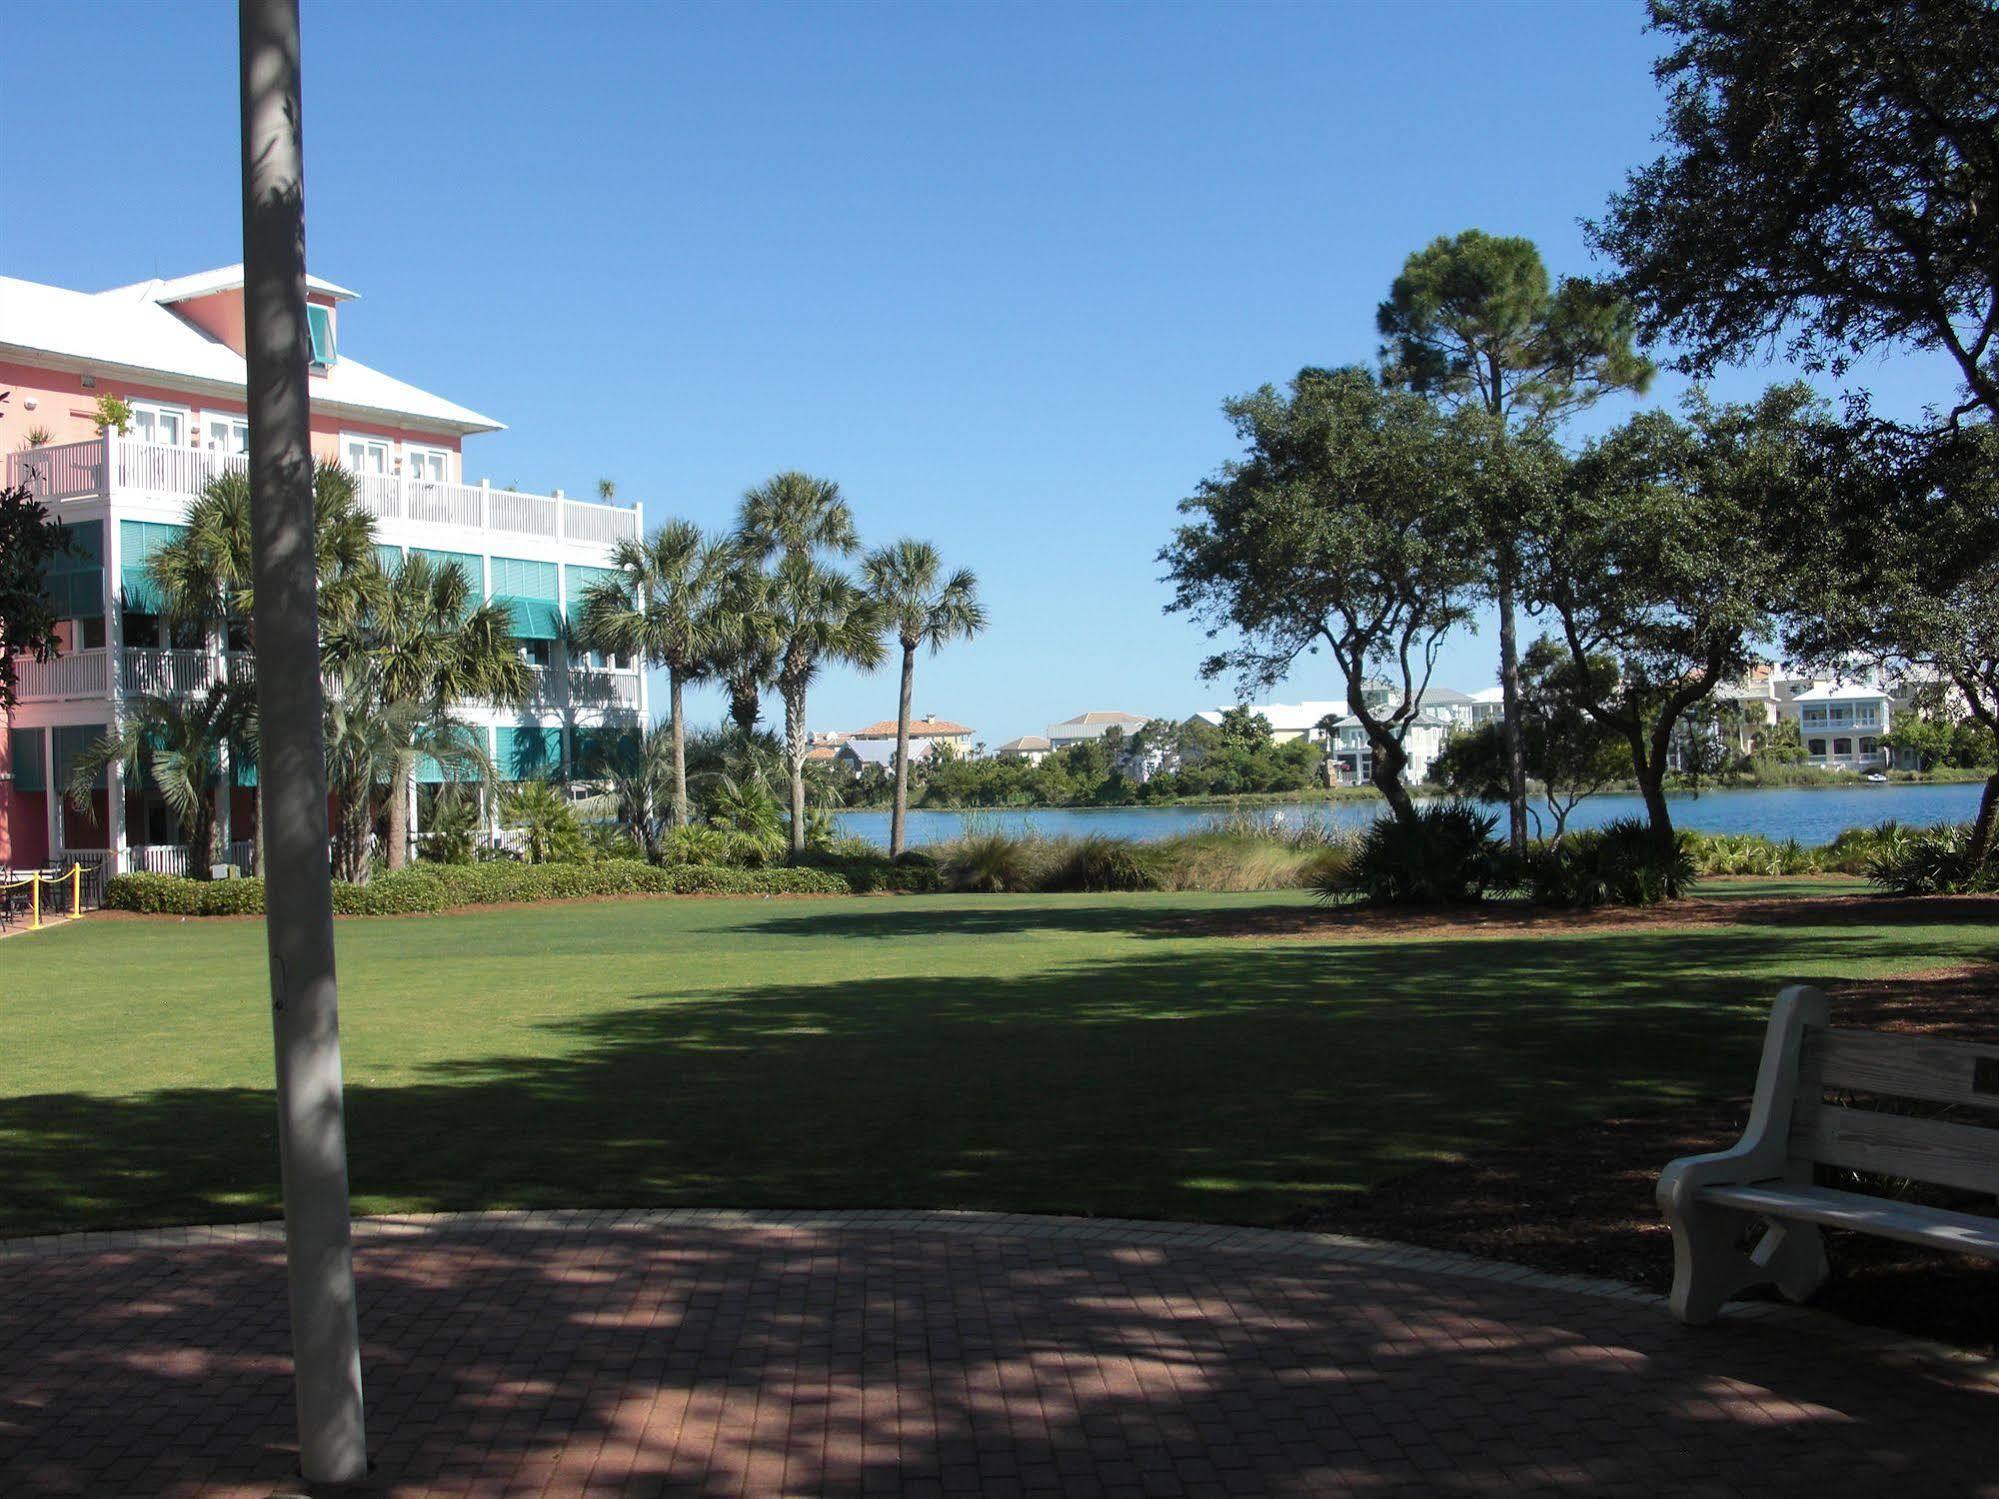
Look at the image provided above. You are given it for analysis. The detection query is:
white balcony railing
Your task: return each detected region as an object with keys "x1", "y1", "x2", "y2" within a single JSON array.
[
  {"x1": 5, "y1": 436, "x2": 640, "y2": 546},
  {"x1": 12, "y1": 648, "x2": 112, "y2": 701}
]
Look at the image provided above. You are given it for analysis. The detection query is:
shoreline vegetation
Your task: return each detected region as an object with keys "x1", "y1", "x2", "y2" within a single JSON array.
[
  {"x1": 104, "y1": 814, "x2": 1962, "y2": 916},
  {"x1": 851, "y1": 764, "x2": 1993, "y2": 813}
]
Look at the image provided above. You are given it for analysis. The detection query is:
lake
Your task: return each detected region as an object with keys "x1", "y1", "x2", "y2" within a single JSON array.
[{"x1": 835, "y1": 781, "x2": 1991, "y2": 849}]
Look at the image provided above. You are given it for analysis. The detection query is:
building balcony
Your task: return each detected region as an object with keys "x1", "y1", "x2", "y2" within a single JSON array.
[
  {"x1": 5, "y1": 434, "x2": 641, "y2": 547},
  {"x1": 12, "y1": 645, "x2": 639, "y2": 714}
]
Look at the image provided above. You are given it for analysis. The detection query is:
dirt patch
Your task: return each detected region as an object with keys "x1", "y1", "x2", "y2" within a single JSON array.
[
  {"x1": 1169, "y1": 890, "x2": 1999, "y2": 942},
  {"x1": 1296, "y1": 964, "x2": 1999, "y2": 1353}
]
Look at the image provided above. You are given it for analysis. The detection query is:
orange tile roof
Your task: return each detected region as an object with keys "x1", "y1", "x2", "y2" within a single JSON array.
[{"x1": 847, "y1": 718, "x2": 974, "y2": 739}]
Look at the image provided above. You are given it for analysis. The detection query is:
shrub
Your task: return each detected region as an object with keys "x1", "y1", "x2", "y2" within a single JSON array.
[
  {"x1": 1318, "y1": 802, "x2": 1511, "y2": 906},
  {"x1": 1044, "y1": 835, "x2": 1162, "y2": 892},
  {"x1": 941, "y1": 831, "x2": 1042, "y2": 893},
  {"x1": 106, "y1": 859, "x2": 853, "y2": 916},
  {"x1": 802, "y1": 847, "x2": 945, "y2": 894},
  {"x1": 656, "y1": 826, "x2": 784, "y2": 869},
  {"x1": 1527, "y1": 819, "x2": 1697, "y2": 908},
  {"x1": 1681, "y1": 830, "x2": 1820, "y2": 877},
  {"x1": 1865, "y1": 823, "x2": 1997, "y2": 896}
]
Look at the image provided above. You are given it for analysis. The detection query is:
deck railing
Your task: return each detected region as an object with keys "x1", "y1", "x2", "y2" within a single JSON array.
[
  {"x1": 4, "y1": 436, "x2": 639, "y2": 545},
  {"x1": 11, "y1": 648, "x2": 111, "y2": 701}
]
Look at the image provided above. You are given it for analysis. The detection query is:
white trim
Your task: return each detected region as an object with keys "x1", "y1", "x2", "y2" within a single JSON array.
[
  {"x1": 338, "y1": 431, "x2": 392, "y2": 475},
  {"x1": 403, "y1": 441, "x2": 452, "y2": 483},
  {"x1": 126, "y1": 399, "x2": 191, "y2": 447}
]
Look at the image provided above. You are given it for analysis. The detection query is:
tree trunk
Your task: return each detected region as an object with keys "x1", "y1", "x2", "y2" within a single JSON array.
[
  {"x1": 728, "y1": 676, "x2": 761, "y2": 736},
  {"x1": 385, "y1": 764, "x2": 411, "y2": 870},
  {"x1": 890, "y1": 643, "x2": 915, "y2": 858},
  {"x1": 669, "y1": 671, "x2": 689, "y2": 828},
  {"x1": 1496, "y1": 545, "x2": 1528, "y2": 855},
  {"x1": 1969, "y1": 769, "x2": 1999, "y2": 866},
  {"x1": 1366, "y1": 733, "x2": 1418, "y2": 827},
  {"x1": 1630, "y1": 728, "x2": 1677, "y2": 857},
  {"x1": 783, "y1": 683, "x2": 808, "y2": 858}
]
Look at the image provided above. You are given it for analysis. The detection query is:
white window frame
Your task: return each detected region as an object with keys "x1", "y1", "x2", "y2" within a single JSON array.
[
  {"x1": 202, "y1": 411, "x2": 250, "y2": 455},
  {"x1": 339, "y1": 432, "x2": 393, "y2": 475},
  {"x1": 403, "y1": 442, "x2": 452, "y2": 483},
  {"x1": 128, "y1": 400, "x2": 192, "y2": 447}
]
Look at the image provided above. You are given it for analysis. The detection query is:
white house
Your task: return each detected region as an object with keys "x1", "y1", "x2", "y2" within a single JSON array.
[
  {"x1": 1324, "y1": 708, "x2": 1456, "y2": 787},
  {"x1": 1193, "y1": 699, "x2": 1347, "y2": 744},
  {"x1": 1783, "y1": 681, "x2": 1895, "y2": 771},
  {"x1": 845, "y1": 714, "x2": 976, "y2": 756},
  {"x1": 993, "y1": 734, "x2": 1052, "y2": 765},
  {"x1": 1046, "y1": 710, "x2": 1151, "y2": 748},
  {"x1": 1466, "y1": 685, "x2": 1505, "y2": 727}
]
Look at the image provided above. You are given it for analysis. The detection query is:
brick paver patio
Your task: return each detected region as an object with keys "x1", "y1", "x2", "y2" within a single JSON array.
[{"x1": 2, "y1": 1210, "x2": 1994, "y2": 1497}]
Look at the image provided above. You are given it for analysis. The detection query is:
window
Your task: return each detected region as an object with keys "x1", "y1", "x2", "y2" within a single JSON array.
[
  {"x1": 341, "y1": 435, "x2": 390, "y2": 474},
  {"x1": 1833, "y1": 738, "x2": 1852, "y2": 756},
  {"x1": 128, "y1": 401, "x2": 189, "y2": 446},
  {"x1": 307, "y1": 303, "x2": 337, "y2": 367},
  {"x1": 204, "y1": 414, "x2": 249, "y2": 454},
  {"x1": 1808, "y1": 738, "x2": 1827, "y2": 756},
  {"x1": 1860, "y1": 737, "x2": 1878, "y2": 755},
  {"x1": 404, "y1": 444, "x2": 450, "y2": 482}
]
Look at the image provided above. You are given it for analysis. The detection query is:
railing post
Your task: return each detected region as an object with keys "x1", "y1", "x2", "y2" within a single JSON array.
[{"x1": 554, "y1": 488, "x2": 565, "y2": 541}]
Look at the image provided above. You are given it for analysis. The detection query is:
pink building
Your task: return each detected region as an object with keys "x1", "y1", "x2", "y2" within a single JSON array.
[{"x1": 1, "y1": 266, "x2": 647, "y2": 874}]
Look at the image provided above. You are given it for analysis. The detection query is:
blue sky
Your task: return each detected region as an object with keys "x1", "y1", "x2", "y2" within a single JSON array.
[{"x1": 6, "y1": 1, "x2": 1954, "y2": 744}]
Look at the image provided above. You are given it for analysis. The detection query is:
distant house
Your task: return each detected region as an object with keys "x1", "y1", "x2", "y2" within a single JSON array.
[
  {"x1": 1466, "y1": 685, "x2": 1506, "y2": 727},
  {"x1": 1783, "y1": 681, "x2": 1896, "y2": 771},
  {"x1": 845, "y1": 715, "x2": 975, "y2": 756},
  {"x1": 1323, "y1": 709, "x2": 1456, "y2": 787},
  {"x1": 993, "y1": 734, "x2": 1053, "y2": 765},
  {"x1": 1047, "y1": 711, "x2": 1151, "y2": 748},
  {"x1": 1194, "y1": 699, "x2": 1347, "y2": 745},
  {"x1": 835, "y1": 738, "x2": 935, "y2": 773},
  {"x1": 1417, "y1": 685, "x2": 1477, "y2": 729}
]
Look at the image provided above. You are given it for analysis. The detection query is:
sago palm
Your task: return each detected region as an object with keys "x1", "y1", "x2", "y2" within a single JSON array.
[
  {"x1": 322, "y1": 553, "x2": 530, "y2": 868},
  {"x1": 862, "y1": 539, "x2": 987, "y2": 856},
  {"x1": 578, "y1": 521, "x2": 729, "y2": 827},
  {"x1": 65, "y1": 683, "x2": 254, "y2": 878},
  {"x1": 764, "y1": 553, "x2": 884, "y2": 857}
]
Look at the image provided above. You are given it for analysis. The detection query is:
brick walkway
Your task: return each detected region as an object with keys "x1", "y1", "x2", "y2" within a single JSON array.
[{"x1": 2, "y1": 1211, "x2": 1995, "y2": 1497}]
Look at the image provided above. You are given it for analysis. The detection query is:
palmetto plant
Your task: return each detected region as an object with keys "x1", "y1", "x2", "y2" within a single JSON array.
[
  {"x1": 500, "y1": 779, "x2": 589, "y2": 865},
  {"x1": 579, "y1": 522, "x2": 731, "y2": 829},
  {"x1": 150, "y1": 462, "x2": 382, "y2": 633},
  {"x1": 322, "y1": 669, "x2": 495, "y2": 883},
  {"x1": 65, "y1": 683, "x2": 253, "y2": 878},
  {"x1": 594, "y1": 721, "x2": 678, "y2": 863},
  {"x1": 705, "y1": 562, "x2": 783, "y2": 735},
  {"x1": 322, "y1": 553, "x2": 530, "y2": 869},
  {"x1": 762, "y1": 553, "x2": 885, "y2": 857},
  {"x1": 862, "y1": 539, "x2": 987, "y2": 857}
]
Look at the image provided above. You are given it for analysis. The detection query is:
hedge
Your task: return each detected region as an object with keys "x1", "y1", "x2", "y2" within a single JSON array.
[{"x1": 104, "y1": 859, "x2": 851, "y2": 917}]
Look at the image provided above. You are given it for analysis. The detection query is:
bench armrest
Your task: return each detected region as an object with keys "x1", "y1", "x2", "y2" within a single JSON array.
[{"x1": 1657, "y1": 985, "x2": 1829, "y2": 1217}]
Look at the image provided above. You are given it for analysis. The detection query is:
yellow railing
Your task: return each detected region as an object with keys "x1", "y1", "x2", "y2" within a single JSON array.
[{"x1": 1, "y1": 864, "x2": 84, "y2": 932}]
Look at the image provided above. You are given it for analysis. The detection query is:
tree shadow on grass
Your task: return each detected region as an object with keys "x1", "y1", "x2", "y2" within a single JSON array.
[{"x1": 1, "y1": 928, "x2": 1980, "y2": 1242}]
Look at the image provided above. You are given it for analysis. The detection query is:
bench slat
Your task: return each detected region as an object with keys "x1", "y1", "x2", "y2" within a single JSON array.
[
  {"x1": 1809, "y1": 1028, "x2": 1999, "y2": 1109},
  {"x1": 1702, "y1": 1182, "x2": 1999, "y2": 1259},
  {"x1": 1793, "y1": 1106, "x2": 1999, "y2": 1196}
]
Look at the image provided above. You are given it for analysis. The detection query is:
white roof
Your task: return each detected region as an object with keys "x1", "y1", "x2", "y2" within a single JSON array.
[
  {"x1": 996, "y1": 735, "x2": 1051, "y2": 752},
  {"x1": 1789, "y1": 682, "x2": 1890, "y2": 703},
  {"x1": 1467, "y1": 685, "x2": 1505, "y2": 705},
  {"x1": 0, "y1": 271, "x2": 500, "y2": 435},
  {"x1": 1196, "y1": 699, "x2": 1346, "y2": 734},
  {"x1": 133, "y1": 264, "x2": 361, "y2": 303}
]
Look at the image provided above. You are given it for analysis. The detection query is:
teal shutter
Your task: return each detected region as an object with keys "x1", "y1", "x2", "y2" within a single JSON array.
[
  {"x1": 43, "y1": 520, "x2": 105, "y2": 620},
  {"x1": 416, "y1": 724, "x2": 490, "y2": 786},
  {"x1": 307, "y1": 303, "x2": 337, "y2": 366},
  {"x1": 119, "y1": 520, "x2": 187, "y2": 613},
  {"x1": 8, "y1": 730, "x2": 45, "y2": 794},
  {"x1": 491, "y1": 556, "x2": 561, "y2": 639},
  {"x1": 573, "y1": 726, "x2": 640, "y2": 779},
  {"x1": 563, "y1": 564, "x2": 619, "y2": 618},
  {"x1": 495, "y1": 725, "x2": 563, "y2": 781},
  {"x1": 374, "y1": 543, "x2": 404, "y2": 575},
  {"x1": 52, "y1": 724, "x2": 110, "y2": 792},
  {"x1": 410, "y1": 549, "x2": 484, "y2": 620}
]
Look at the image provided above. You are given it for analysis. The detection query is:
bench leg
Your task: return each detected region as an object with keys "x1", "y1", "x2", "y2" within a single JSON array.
[{"x1": 1753, "y1": 1220, "x2": 1828, "y2": 1305}]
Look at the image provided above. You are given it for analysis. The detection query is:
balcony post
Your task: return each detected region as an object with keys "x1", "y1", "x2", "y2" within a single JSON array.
[
  {"x1": 106, "y1": 757, "x2": 128, "y2": 876},
  {"x1": 42, "y1": 727, "x2": 58, "y2": 858},
  {"x1": 555, "y1": 487, "x2": 565, "y2": 541},
  {"x1": 480, "y1": 477, "x2": 490, "y2": 530}
]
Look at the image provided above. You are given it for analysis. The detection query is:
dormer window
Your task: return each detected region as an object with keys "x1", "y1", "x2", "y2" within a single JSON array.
[{"x1": 307, "y1": 303, "x2": 337, "y2": 368}]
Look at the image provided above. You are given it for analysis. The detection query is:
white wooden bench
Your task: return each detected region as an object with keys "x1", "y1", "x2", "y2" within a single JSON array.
[{"x1": 1658, "y1": 984, "x2": 1999, "y2": 1324}]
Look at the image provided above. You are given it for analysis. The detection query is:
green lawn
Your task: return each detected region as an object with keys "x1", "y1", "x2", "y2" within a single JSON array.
[{"x1": 2, "y1": 881, "x2": 1992, "y2": 1237}]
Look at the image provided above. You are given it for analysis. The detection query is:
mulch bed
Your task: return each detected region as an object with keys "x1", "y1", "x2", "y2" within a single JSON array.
[
  {"x1": 1294, "y1": 962, "x2": 1999, "y2": 1354},
  {"x1": 1168, "y1": 889, "x2": 1999, "y2": 942}
]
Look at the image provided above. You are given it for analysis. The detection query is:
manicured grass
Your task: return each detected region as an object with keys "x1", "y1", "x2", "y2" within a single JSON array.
[{"x1": 1, "y1": 881, "x2": 1992, "y2": 1237}]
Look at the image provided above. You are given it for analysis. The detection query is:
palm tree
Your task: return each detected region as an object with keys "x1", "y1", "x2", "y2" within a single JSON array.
[
  {"x1": 499, "y1": 778, "x2": 588, "y2": 865},
  {"x1": 66, "y1": 683, "x2": 253, "y2": 877},
  {"x1": 149, "y1": 462, "x2": 381, "y2": 871},
  {"x1": 705, "y1": 561, "x2": 782, "y2": 735},
  {"x1": 578, "y1": 522, "x2": 729, "y2": 828},
  {"x1": 764, "y1": 553, "x2": 884, "y2": 857},
  {"x1": 321, "y1": 554, "x2": 530, "y2": 869},
  {"x1": 595, "y1": 721, "x2": 677, "y2": 863},
  {"x1": 736, "y1": 471, "x2": 858, "y2": 565},
  {"x1": 862, "y1": 540, "x2": 987, "y2": 857},
  {"x1": 322, "y1": 668, "x2": 495, "y2": 883}
]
